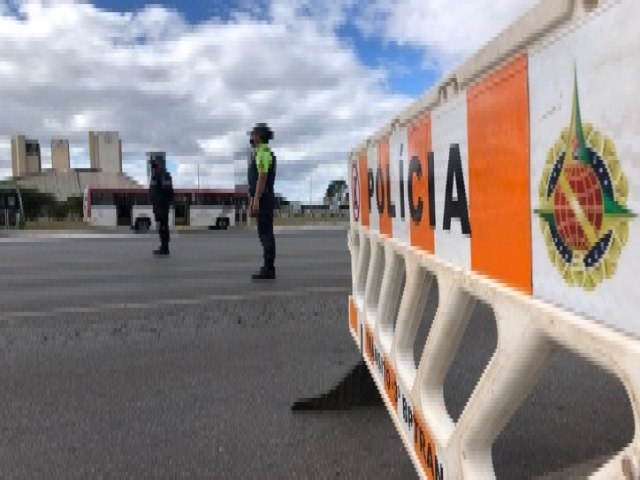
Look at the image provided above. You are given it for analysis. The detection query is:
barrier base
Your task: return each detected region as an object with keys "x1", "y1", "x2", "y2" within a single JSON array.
[{"x1": 291, "y1": 360, "x2": 382, "y2": 411}]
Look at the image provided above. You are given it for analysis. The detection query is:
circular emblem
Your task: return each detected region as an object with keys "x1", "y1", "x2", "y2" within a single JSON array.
[
  {"x1": 352, "y1": 161, "x2": 360, "y2": 222},
  {"x1": 535, "y1": 70, "x2": 635, "y2": 291}
]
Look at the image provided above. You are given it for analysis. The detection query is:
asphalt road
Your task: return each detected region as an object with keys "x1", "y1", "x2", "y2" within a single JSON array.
[
  {"x1": 0, "y1": 228, "x2": 634, "y2": 479},
  {"x1": 0, "y1": 229, "x2": 415, "y2": 479}
]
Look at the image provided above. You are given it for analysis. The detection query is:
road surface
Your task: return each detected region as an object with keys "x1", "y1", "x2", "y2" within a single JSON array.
[{"x1": 0, "y1": 229, "x2": 633, "y2": 478}]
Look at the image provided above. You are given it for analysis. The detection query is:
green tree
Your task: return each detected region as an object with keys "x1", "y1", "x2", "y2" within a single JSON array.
[
  {"x1": 18, "y1": 189, "x2": 84, "y2": 221},
  {"x1": 19, "y1": 188, "x2": 56, "y2": 221},
  {"x1": 64, "y1": 196, "x2": 83, "y2": 219}
]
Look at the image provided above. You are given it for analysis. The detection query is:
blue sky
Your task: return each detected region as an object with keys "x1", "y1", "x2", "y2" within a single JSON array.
[
  {"x1": 337, "y1": 23, "x2": 439, "y2": 97},
  {"x1": 91, "y1": 0, "x2": 438, "y2": 97},
  {"x1": 92, "y1": 0, "x2": 235, "y2": 24}
]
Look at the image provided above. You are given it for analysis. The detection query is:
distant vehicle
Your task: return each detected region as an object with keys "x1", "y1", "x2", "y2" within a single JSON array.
[
  {"x1": 0, "y1": 181, "x2": 25, "y2": 230},
  {"x1": 83, "y1": 186, "x2": 248, "y2": 231}
]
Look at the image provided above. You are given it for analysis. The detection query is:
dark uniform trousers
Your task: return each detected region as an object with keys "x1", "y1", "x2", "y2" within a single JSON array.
[
  {"x1": 149, "y1": 169, "x2": 173, "y2": 253},
  {"x1": 257, "y1": 193, "x2": 276, "y2": 269},
  {"x1": 156, "y1": 209, "x2": 170, "y2": 249}
]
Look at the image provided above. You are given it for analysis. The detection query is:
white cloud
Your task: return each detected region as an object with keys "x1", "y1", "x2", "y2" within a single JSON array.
[
  {"x1": 0, "y1": 139, "x2": 10, "y2": 173},
  {"x1": 198, "y1": 136, "x2": 235, "y2": 158},
  {"x1": 357, "y1": 0, "x2": 537, "y2": 71},
  {"x1": 0, "y1": 0, "x2": 538, "y2": 201},
  {"x1": 0, "y1": 0, "x2": 409, "y2": 201}
]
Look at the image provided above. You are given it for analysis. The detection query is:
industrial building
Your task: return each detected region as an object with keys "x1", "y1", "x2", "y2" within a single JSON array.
[
  {"x1": 15, "y1": 169, "x2": 141, "y2": 202},
  {"x1": 11, "y1": 135, "x2": 42, "y2": 176},
  {"x1": 51, "y1": 138, "x2": 71, "y2": 172},
  {"x1": 9, "y1": 131, "x2": 139, "y2": 203},
  {"x1": 89, "y1": 131, "x2": 123, "y2": 174},
  {"x1": 5, "y1": 131, "x2": 253, "y2": 229}
]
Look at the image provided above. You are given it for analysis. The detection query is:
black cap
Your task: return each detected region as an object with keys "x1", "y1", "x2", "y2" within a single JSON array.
[{"x1": 250, "y1": 123, "x2": 274, "y2": 141}]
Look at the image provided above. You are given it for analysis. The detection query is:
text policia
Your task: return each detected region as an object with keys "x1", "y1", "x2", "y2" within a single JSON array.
[{"x1": 366, "y1": 143, "x2": 471, "y2": 235}]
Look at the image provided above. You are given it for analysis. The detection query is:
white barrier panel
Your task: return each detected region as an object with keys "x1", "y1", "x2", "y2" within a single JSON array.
[
  {"x1": 528, "y1": 0, "x2": 640, "y2": 338},
  {"x1": 431, "y1": 94, "x2": 471, "y2": 270},
  {"x1": 347, "y1": 0, "x2": 640, "y2": 478},
  {"x1": 367, "y1": 142, "x2": 381, "y2": 234},
  {"x1": 389, "y1": 124, "x2": 410, "y2": 244}
]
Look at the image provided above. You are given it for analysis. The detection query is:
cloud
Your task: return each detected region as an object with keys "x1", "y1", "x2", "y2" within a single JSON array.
[
  {"x1": 356, "y1": 0, "x2": 537, "y2": 71},
  {"x1": 0, "y1": 139, "x2": 10, "y2": 178},
  {"x1": 0, "y1": 0, "x2": 539, "y2": 202},
  {"x1": 0, "y1": 0, "x2": 409, "y2": 201},
  {"x1": 269, "y1": 0, "x2": 357, "y2": 33}
]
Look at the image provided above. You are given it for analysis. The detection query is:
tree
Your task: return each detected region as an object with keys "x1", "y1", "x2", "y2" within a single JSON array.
[
  {"x1": 324, "y1": 179, "x2": 348, "y2": 206},
  {"x1": 19, "y1": 188, "x2": 56, "y2": 221},
  {"x1": 19, "y1": 189, "x2": 83, "y2": 221}
]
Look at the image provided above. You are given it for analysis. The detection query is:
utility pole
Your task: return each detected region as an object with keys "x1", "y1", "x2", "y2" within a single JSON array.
[{"x1": 309, "y1": 174, "x2": 313, "y2": 218}]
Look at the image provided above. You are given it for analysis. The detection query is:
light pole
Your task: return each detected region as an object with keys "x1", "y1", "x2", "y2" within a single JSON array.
[{"x1": 309, "y1": 174, "x2": 313, "y2": 218}]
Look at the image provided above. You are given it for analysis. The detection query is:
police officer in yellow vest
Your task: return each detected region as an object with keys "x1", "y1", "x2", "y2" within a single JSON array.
[{"x1": 249, "y1": 123, "x2": 277, "y2": 280}]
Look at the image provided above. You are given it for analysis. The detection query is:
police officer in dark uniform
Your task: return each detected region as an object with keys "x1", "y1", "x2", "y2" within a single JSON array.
[
  {"x1": 248, "y1": 123, "x2": 277, "y2": 280},
  {"x1": 149, "y1": 159, "x2": 174, "y2": 256}
]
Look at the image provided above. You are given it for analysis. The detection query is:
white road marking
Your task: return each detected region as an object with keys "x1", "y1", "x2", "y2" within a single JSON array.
[
  {"x1": 0, "y1": 233, "x2": 146, "y2": 242},
  {"x1": 0, "y1": 286, "x2": 350, "y2": 321}
]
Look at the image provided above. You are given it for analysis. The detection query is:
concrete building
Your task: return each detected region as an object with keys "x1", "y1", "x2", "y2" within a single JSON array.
[
  {"x1": 89, "y1": 131, "x2": 123, "y2": 173},
  {"x1": 51, "y1": 138, "x2": 71, "y2": 172},
  {"x1": 11, "y1": 135, "x2": 42, "y2": 177},
  {"x1": 146, "y1": 151, "x2": 166, "y2": 183},
  {"x1": 14, "y1": 169, "x2": 142, "y2": 202}
]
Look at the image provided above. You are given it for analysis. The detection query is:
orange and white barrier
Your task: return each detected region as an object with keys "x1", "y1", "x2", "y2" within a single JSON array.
[{"x1": 347, "y1": 0, "x2": 640, "y2": 478}]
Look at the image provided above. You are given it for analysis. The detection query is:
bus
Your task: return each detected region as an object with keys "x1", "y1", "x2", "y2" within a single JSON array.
[
  {"x1": 83, "y1": 185, "x2": 248, "y2": 231},
  {"x1": 0, "y1": 181, "x2": 25, "y2": 230}
]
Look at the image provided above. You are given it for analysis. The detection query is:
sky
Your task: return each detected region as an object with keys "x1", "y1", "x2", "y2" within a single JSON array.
[{"x1": 0, "y1": 0, "x2": 536, "y2": 202}]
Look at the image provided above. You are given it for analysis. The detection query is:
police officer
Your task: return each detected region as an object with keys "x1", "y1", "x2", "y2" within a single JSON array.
[
  {"x1": 248, "y1": 123, "x2": 277, "y2": 280},
  {"x1": 149, "y1": 158, "x2": 174, "y2": 256}
]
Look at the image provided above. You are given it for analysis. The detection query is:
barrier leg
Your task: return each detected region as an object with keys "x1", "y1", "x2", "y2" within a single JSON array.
[
  {"x1": 414, "y1": 269, "x2": 477, "y2": 446},
  {"x1": 392, "y1": 257, "x2": 432, "y2": 386},
  {"x1": 445, "y1": 300, "x2": 556, "y2": 479},
  {"x1": 354, "y1": 232, "x2": 371, "y2": 298},
  {"x1": 377, "y1": 244, "x2": 405, "y2": 354},
  {"x1": 364, "y1": 239, "x2": 385, "y2": 313}
]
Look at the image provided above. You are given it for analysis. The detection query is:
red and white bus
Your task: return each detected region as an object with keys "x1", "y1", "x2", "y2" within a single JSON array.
[{"x1": 83, "y1": 185, "x2": 248, "y2": 231}]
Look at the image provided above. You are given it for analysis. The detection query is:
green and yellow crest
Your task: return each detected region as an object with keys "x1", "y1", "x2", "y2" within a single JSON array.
[{"x1": 535, "y1": 69, "x2": 635, "y2": 291}]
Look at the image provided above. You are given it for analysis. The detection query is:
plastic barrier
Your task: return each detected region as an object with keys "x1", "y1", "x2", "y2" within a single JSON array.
[{"x1": 346, "y1": 0, "x2": 640, "y2": 478}]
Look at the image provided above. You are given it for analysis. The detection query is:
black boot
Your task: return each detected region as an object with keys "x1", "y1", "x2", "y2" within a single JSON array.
[
  {"x1": 252, "y1": 265, "x2": 275, "y2": 280},
  {"x1": 153, "y1": 245, "x2": 170, "y2": 255}
]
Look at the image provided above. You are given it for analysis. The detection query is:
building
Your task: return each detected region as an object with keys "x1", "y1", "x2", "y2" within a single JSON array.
[
  {"x1": 51, "y1": 138, "x2": 71, "y2": 172},
  {"x1": 14, "y1": 168, "x2": 142, "y2": 203},
  {"x1": 11, "y1": 135, "x2": 42, "y2": 177},
  {"x1": 146, "y1": 151, "x2": 166, "y2": 183},
  {"x1": 89, "y1": 131, "x2": 123, "y2": 173}
]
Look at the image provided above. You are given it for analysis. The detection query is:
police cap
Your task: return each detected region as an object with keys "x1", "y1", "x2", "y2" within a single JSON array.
[{"x1": 250, "y1": 123, "x2": 274, "y2": 142}]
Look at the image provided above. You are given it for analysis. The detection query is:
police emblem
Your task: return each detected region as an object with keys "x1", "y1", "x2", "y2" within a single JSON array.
[{"x1": 535, "y1": 69, "x2": 636, "y2": 291}]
